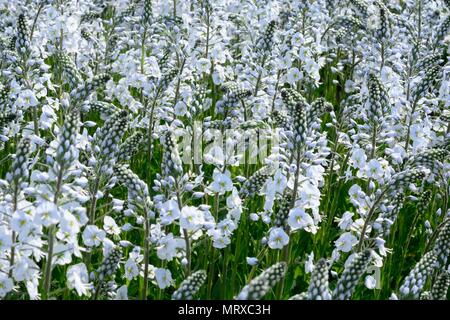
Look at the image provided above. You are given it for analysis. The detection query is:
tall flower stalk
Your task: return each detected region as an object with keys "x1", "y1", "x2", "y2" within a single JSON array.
[{"x1": 42, "y1": 109, "x2": 80, "y2": 299}]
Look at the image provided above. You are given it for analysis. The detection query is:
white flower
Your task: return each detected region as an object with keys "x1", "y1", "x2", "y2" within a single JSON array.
[
  {"x1": 389, "y1": 293, "x2": 399, "y2": 300},
  {"x1": 82, "y1": 225, "x2": 106, "y2": 247},
  {"x1": 366, "y1": 159, "x2": 384, "y2": 180},
  {"x1": 268, "y1": 227, "x2": 289, "y2": 249},
  {"x1": 0, "y1": 274, "x2": 13, "y2": 298},
  {"x1": 209, "y1": 169, "x2": 233, "y2": 195},
  {"x1": 287, "y1": 67, "x2": 303, "y2": 84},
  {"x1": 34, "y1": 201, "x2": 60, "y2": 227},
  {"x1": 211, "y1": 230, "x2": 231, "y2": 249},
  {"x1": 53, "y1": 243, "x2": 74, "y2": 266},
  {"x1": 180, "y1": 206, "x2": 204, "y2": 231},
  {"x1": 12, "y1": 257, "x2": 39, "y2": 282},
  {"x1": 336, "y1": 211, "x2": 354, "y2": 230},
  {"x1": 65, "y1": 16, "x2": 79, "y2": 33},
  {"x1": 174, "y1": 101, "x2": 187, "y2": 116},
  {"x1": 365, "y1": 275, "x2": 377, "y2": 290},
  {"x1": 156, "y1": 233, "x2": 178, "y2": 261},
  {"x1": 59, "y1": 211, "x2": 80, "y2": 236},
  {"x1": 204, "y1": 145, "x2": 225, "y2": 166},
  {"x1": 196, "y1": 58, "x2": 211, "y2": 74},
  {"x1": 26, "y1": 278, "x2": 40, "y2": 300},
  {"x1": 410, "y1": 123, "x2": 431, "y2": 151},
  {"x1": 155, "y1": 268, "x2": 173, "y2": 289},
  {"x1": 125, "y1": 258, "x2": 139, "y2": 280},
  {"x1": 10, "y1": 210, "x2": 33, "y2": 238},
  {"x1": 278, "y1": 52, "x2": 292, "y2": 69},
  {"x1": 375, "y1": 237, "x2": 389, "y2": 256},
  {"x1": 334, "y1": 232, "x2": 358, "y2": 252},
  {"x1": 371, "y1": 250, "x2": 383, "y2": 268},
  {"x1": 144, "y1": 56, "x2": 161, "y2": 79},
  {"x1": 348, "y1": 184, "x2": 365, "y2": 207},
  {"x1": 305, "y1": 252, "x2": 315, "y2": 274},
  {"x1": 67, "y1": 263, "x2": 92, "y2": 297},
  {"x1": 367, "y1": 5, "x2": 381, "y2": 30},
  {"x1": 304, "y1": 57, "x2": 321, "y2": 84},
  {"x1": 298, "y1": 180, "x2": 321, "y2": 221},
  {"x1": 217, "y1": 218, "x2": 236, "y2": 237},
  {"x1": 287, "y1": 207, "x2": 317, "y2": 234},
  {"x1": 0, "y1": 226, "x2": 12, "y2": 251},
  {"x1": 103, "y1": 216, "x2": 121, "y2": 235},
  {"x1": 246, "y1": 257, "x2": 258, "y2": 266},
  {"x1": 114, "y1": 285, "x2": 129, "y2": 300},
  {"x1": 350, "y1": 148, "x2": 367, "y2": 170},
  {"x1": 160, "y1": 199, "x2": 181, "y2": 225},
  {"x1": 16, "y1": 89, "x2": 39, "y2": 109},
  {"x1": 291, "y1": 32, "x2": 305, "y2": 47},
  {"x1": 331, "y1": 248, "x2": 341, "y2": 262},
  {"x1": 226, "y1": 187, "x2": 242, "y2": 209},
  {"x1": 267, "y1": 169, "x2": 287, "y2": 194}
]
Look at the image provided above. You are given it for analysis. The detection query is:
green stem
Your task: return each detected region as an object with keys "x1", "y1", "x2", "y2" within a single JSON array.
[
  {"x1": 424, "y1": 217, "x2": 450, "y2": 253},
  {"x1": 173, "y1": 0, "x2": 177, "y2": 18},
  {"x1": 43, "y1": 165, "x2": 63, "y2": 299},
  {"x1": 42, "y1": 226, "x2": 55, "y2": 299},
  {"x1": 88, "y1": 175, "x2": 101, "y2": 224},
  {"x1": 29, "y1": 3, "x2": 44, "y2": 42},
  {"x1": 32, "y1": 106, "x2": 39, "y2": 136},
  {"x1": 8, "y1": 185, "x2": 19, "y2": 278},
  {"x1": 370, "y1": 123, "x2": 377, "y2": 160},
  {"x1": 404, "y1": 98, "x2": 419, "y2": 154},
  {"x1": 357, "y1": 191, "x2": 387, "y2": 252},
  {"x1": 175, "y1": 179, "x2": 190, "y2": 276},
  {"x1": 141, "y1": 213, "x2": 150, "y2": 300},
  {"x1": 254, "y1": 55, "x2": 267, "y2": 96}
]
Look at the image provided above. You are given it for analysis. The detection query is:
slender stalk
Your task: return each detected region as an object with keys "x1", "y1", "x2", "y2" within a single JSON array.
[
  {"x1": 173, "y1": 0, "x2": 177, "y2": 18},
  {"x1": 93, "y1": 282, "x2": 102, "y2": 300},
  {"x1": 173, "y1": 58, "x2": 185, "y2": 106},
  {"x1": 254, "y1": 55, "x2": 267, "y2": 96},
  {"x1": 140, "y1": 27, "x2": 147, "y2": 102},
  {"x1": 32, "y1": 106, "x2": 39, "y2": 136},
  {"x1": 204, "y1": 5, "x2": 210, "y2": 59},
  {"x1": 147, "y1": 98, "x2": 157, "y2": 166},
  {"x1": 8, "y1": 185, "x2": 19, "y2": 278},
  {"x1": 241, "y1": 100, "x2": 250, "y2": 177},
  {"x1": 182, "y1": 229, "x2": 191, "y2": 275},
  {"x1": 175, "y1": 179, "x2": 190, "y2": 276},
  {"x1": 221, "y1": 246, "x2": 229, "y2": 298},
  {"x1": 404, "y1": 98, "x2": 419, "y2": 154},
  {"x1": 43, "y1": 162, "x2": 64, "y2": 299},
  {"x1": 207, "y1": 193, "x2": 220, "y2": 298},
  {"x1": 406, "y1": 60, "x2": 412, "y2": 102},
  {"x1": 398, "y1": 205, "x2": 424, "y2": 274},
  {"x1": 141, "y1": 211, "x2": 150, "y2": 300},
  {"x1": 424, "y1": 217, "x2": 450, "y2": 253},
  {"x1": 29, "y1": 3, "x2": 44, "y2": 42},
  {"x1": 370, "y1": 123, "x2": 377, "y2": 160},
  {"x1": 42, "y1": 226, "x2": 55, "y2": 299},
  {"x1": 320, "y1": 122, "x2": 345, "y2": 254},
  {"x1": 88, "y1": 175, "x2": 101, "y2": 224},
  {"x1": 271, "y1": 69, "x2": 282, "y2": 113},
  {"x1": 357, "y1": 190, "x2": 387, "y2": 251},
  {"x1": 277, "y1": 147, "x2": 302, "y2": 298},
  {"x1": 141, "y1": 28, "x2": 147, "y2": 75},
  {"x1": 380, "y1": 42, "x2": 385, "y2": 72},
  {"x1": 417, "y1": 0, "x2": 422, "y2": 41}
]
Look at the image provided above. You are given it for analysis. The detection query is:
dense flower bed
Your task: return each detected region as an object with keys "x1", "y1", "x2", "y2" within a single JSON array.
[{"x1": 0, "y1": 0, "x2": 449, "y2": 300}]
